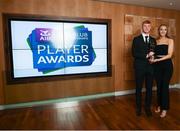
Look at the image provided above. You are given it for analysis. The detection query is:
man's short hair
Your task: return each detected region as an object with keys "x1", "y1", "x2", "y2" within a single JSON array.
[{"x1": 142, "y1": 20, "x2": 151, "y2": 25}]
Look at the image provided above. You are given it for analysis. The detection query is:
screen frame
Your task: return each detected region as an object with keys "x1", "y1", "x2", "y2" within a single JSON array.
[{"x1": 3, "y1": 13, "x2": 112, "y2": 84}]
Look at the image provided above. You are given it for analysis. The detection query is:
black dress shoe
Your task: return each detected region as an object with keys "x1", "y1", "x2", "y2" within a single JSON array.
[{"x1": 145, "y1": 109, "x2": 152, "y2": 117}]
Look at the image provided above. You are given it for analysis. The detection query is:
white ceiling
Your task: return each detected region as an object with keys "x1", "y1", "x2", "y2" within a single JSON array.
[{"x1": 95, "y1": 0, "x2": 180, "y2": 11}]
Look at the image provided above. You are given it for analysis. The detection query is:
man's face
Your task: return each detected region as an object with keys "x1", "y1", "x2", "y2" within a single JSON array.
[{"x1": 142, "y1": 23, "x2": 151, "y2": 34}]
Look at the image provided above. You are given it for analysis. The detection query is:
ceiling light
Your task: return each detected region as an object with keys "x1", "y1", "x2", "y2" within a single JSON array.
[{"x1": 169, "y1": 2, "x2": 173, "y2": 6}]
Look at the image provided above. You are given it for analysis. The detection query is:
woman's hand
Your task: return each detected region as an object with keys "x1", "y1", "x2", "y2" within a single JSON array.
[{"x1": 149, "y1": 59, "x2": 159, "y2": 63}]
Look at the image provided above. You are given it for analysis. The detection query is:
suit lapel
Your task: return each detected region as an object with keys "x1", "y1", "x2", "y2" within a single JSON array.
[
  {"x1": 149, "y1": 36, "x2": 154, "y2": 43},
  {"x1": 140, "y1": 35, "x2": 145, "y2": 44},
  {"x1": 139, "y1": 34, "x2": 148, "y2": 51}
]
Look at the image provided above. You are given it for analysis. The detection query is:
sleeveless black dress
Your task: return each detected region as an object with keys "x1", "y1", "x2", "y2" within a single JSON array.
[{"x1": 154, "y1": 44, "x2": 173, "y2": 110}]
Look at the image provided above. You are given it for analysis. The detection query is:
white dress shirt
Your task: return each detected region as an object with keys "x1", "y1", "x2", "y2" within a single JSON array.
[{"x1": 142, "y1": 33, "x2": 150, "y2": 43}]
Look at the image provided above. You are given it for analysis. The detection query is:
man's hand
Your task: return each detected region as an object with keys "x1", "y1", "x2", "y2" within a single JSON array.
[{"x1": 146, "y1": 51, "x2": 155, "y2": 58}]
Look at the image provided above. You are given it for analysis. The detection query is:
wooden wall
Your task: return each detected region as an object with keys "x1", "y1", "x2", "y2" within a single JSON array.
[{"x1": 0, "y1": 0, "x2": 180, "y2": 104}]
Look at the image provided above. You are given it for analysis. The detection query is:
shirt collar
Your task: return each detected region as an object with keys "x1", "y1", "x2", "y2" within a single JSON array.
[
  {"x1": 142, "y1": 33, "x2": 149, "y2": 38},
  {"x1": 142, "y1": 33, "x2": 150, "y2": 42}
]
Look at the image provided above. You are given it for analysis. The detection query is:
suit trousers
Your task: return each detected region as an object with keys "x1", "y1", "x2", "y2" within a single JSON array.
[{"x1": 135, "y1": 65, "x2": 153, "y2": 111}]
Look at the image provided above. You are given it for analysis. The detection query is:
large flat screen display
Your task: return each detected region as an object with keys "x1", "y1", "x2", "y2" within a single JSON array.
[{"x1": 3, "y1": 14, "x2": 111, "y2": 83}]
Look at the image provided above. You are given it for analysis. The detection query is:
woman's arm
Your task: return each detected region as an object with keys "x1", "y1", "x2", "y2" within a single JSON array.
[{"x1": 155, "y1": 39, "x2": 174, "y2": 62}]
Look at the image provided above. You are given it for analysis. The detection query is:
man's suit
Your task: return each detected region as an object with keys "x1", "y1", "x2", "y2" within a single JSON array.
[{"x1": 132, "y1": 34, "x2": 156, "y2": 113}]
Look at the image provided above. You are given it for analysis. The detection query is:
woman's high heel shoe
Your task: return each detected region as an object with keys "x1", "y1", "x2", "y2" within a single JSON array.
[
  {"x1": 155, "y1": 106, "x2": 161, "y2": 113},
  {"x1": 160, "y1": 110, "x2": 167, "y2": 118}
]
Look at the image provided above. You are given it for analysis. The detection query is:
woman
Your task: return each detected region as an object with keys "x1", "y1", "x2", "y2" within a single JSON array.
[{"x1": 152, "y1": 24, "x2": 174, "y2": 118}]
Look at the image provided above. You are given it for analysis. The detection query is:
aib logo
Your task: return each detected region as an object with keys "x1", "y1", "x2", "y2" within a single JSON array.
[{"x1": 36, "y1": 28, "x2": 52, "y2": 42}]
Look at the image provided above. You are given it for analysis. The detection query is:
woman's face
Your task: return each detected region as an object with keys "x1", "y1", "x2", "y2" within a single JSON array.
[{"x1": 159, "y1": 25, "x2": 168, "y2": 37}]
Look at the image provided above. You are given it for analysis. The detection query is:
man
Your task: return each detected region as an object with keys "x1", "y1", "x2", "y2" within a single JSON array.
[{"x1": 132, "y1": 20, "x2": 156, "y2": 116}]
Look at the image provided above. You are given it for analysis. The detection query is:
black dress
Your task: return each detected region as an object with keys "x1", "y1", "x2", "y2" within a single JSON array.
[{"x1": 154, "y1": 44, "x2": 173, "y2": 110}]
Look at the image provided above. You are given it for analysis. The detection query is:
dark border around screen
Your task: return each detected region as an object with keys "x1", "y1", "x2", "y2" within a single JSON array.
[{"x1": 3, "y1": 13, "x2": 112, "y2": 84}]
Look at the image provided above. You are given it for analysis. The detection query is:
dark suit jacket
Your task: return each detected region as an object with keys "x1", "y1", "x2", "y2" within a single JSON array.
[{"x1": 132, "y1": 34, "x2": 156, "y2": 71}]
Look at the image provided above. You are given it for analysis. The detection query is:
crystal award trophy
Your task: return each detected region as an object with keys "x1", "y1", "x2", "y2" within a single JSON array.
[{"x1": 148, "y1": 39, "x2": 156, "y2": 61}]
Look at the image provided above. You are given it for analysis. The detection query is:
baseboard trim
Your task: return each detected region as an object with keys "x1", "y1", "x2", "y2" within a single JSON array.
[
  {"x1": 173, "y1": 83, "x2": 180, "y2": 89},
  {"x1": 115, "y1": 84, "x2": 180, "y2": 96},
  {"x1": 0, "y1": 84, "x2": 179, "y2": 110},
  {"x1": 0, "y1": 92, "x2": 115, "y2": 110}
]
